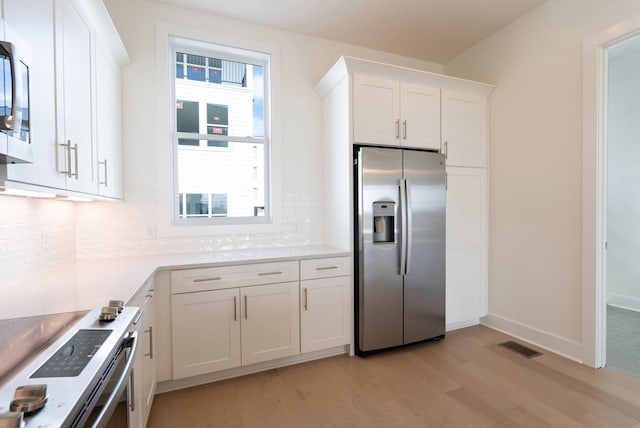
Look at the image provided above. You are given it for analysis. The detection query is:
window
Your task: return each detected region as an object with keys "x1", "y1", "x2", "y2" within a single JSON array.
[
  {"x1": 171, "y1": 38, "x2": 270, "y2": 225},
  {"x1": 178, "y1": 193, "x2": 228, "y2": 218}
]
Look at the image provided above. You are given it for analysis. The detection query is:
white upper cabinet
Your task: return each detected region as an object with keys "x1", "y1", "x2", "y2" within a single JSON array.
[
  {"x1": 442, "y1": 90, "x2": 487, "y2": 167},
  {"x1": 55, "y1": 0, "x2": 95, "y2": 194},
  {"x1": 400, "y1": 83, "x2": 440, "y2": 150},
  {"x1": 95, "y1": 47, "x2": 123, "y2": 198},
  {"x1": 2, "y1": 0, "x2": 66, "y2": 189},
  {"x1": 353, "y1": 75, "x2": 440, "y2": 150},
  {"x1": 0, "y1": 0, "x2": 127, "y2": 198},
  {"x1": 353, "y1": 75, "x2": 400, "y2": 146}
]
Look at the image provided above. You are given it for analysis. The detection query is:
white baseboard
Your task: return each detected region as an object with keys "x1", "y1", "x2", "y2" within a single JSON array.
[
  {"x1": 446, "y1": 318, "x2": 480, "y2": 331},
  {"x1": 481, "y1": 313, "x2": 584, "y2": 364},
  {"x1": 155, "y1": 345, "x2": 349, "y2": 394},
  {"x1": 607, "y1": 293, "x2": 640, "y2": 312}
]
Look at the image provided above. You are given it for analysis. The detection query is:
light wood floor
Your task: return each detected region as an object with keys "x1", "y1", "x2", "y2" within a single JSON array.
[{"x1": 147, "y1": 326, "x2": 640, "y2": 427}]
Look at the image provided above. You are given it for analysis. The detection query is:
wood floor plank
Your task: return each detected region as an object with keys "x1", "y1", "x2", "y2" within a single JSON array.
[{"x1": 147, "y1": 326, "x2": 640, "y2": 428}]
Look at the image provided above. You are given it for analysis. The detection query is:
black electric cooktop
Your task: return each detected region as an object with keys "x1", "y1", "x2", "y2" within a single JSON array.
[{"x1": 30, "y1": 329, "x2": 113, "y2": 378}]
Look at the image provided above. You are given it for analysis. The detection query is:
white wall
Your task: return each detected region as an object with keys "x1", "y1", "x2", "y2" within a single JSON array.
[
  {"x1": 445, "y1": 0, "x2": 640, "y2": 362},
  {"x1": 607, "y1": 43, "x2": 640, "y2": 312},
  {"x1": 74, "y1": 0, "x2": 444, "y2": 258}
]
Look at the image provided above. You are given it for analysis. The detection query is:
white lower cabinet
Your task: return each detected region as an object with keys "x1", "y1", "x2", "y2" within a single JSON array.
[
  {"x1": 170, "y1": 262, "x2": 301, "y2": 380},
  {"x1": 300, "y1": 257, "x2": 351, "y2": 353},
  {"x1": 128, "y1": 280, "x2": 156, "y2": 428},
  {"x1": 240, "y1": 282, "x2": 299, "y2": 365},
  {"x1": 171, "y1": 288, "x2": 241, "y2": 379},
  {"x1": 300, "y1": 276, "x2": 350, "y2": 352}
]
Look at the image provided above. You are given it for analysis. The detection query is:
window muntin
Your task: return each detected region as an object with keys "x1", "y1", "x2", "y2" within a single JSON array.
[{"x1": 171, "y1": 40, "x2": 269, "y2": 224}]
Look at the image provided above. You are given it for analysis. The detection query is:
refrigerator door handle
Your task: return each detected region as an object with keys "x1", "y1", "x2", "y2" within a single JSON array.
[
  {"x1": 399, "y1": 178, "x2": 407, "y2": 276},
  {"x1": 405, "y1": 179, "x2": 412, "y2": 275}
]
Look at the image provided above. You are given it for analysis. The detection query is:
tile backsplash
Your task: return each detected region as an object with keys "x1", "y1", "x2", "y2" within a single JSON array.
[
  {"x1": 74, "y1": 191, "x2": 324, "y2": 258},
  {"x1": 0, "y1": 191, "x2": 323, "y2": 285},
  {"x1": 0, "y1": 196, "x2": 76, "y2": 288}
]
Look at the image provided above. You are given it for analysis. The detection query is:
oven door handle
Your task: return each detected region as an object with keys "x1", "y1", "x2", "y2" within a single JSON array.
[{"x1": 91, "y1": 331, "x2": 139, "y2": 428}]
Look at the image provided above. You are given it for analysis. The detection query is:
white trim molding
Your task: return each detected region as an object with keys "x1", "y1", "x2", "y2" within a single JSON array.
[
  {"x1": 482, "y1": 314, "x2": 584, "y2": 364},
  {"x1": 582, "y1": 15, "x2": 640, "y2": 368},
  {"x1": 607, "y1": 295, "x2": 640, "y2": 313},
  {"x1": 446, "y1": 319, "x2": 480, "y2": 332}
]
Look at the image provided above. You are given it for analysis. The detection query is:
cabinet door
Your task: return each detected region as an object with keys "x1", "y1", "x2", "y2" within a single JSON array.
[
  {"x1": 171, "y1": 288, "x2": 241, "y2": 379},
  {"x1": 95, "y1": 46, "x2": 123, "y2": 199},
  {"x1": 55, "y1": 0, "x2": 96, "y2": 193},
  {"x1": 400, "y1": 83, "x2": 440, "y2": 150},
  {"x1": 442, "y1": 91, "x2": 487, "y2": 167},
  {"x1": 241, "y1": 282, "x2": 300, "y2": 365},
  {"x1": 353, "y1": 75, "x2": 400, "y2": 146},
  {"x1": 130, "y1": 310, "x2": 145, "y2": 428},
  {"x1": 300, "y1": 276, "x2": 350, "y2": 353},
  {"x1": 3, "y1": 0, "x2": 66, "y2": 189},
  {"x1": 445, "y1": 167, "x2": 487, "y2": 326},
  {"x1": 141, "y1": 290, "x2": 156, "y2": 426}
]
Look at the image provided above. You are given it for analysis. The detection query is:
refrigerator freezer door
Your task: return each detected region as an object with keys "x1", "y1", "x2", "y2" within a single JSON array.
[
  {"x1": 358, "y1": 147, "x2": 404, "y2": 352},
  {"x1": 403, "y1": 151, "x2": 446, "y2": 343}
]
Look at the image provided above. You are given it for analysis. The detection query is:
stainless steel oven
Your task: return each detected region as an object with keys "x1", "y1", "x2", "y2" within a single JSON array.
[
  {"x1": 77, "y1": 329, "x2": 138, "y2": 428},
  {"x1": 0, "y1": 306, "x2": 139, "y2": 428}
]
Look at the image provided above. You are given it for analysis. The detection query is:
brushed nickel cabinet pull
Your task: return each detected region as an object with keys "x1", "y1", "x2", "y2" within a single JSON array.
[
  {"x1": 403, "y1": 120, "x2": 407, "y2": 139},
  {"x1": 316, "y1": 266, "x2": 338, "y2": 271},
  {"x1": 129, "y1": 369, "x2": 135, "y2": 412},
  {"x1": 444, "y1": 141, "x2": 448, "y2": 159},
  {"x1": 257, "y1": 271, "x2": 282, "y2": 276},
  {"x1": 59, "y1": 141, "x2": 72, "y2": 177},
  {"x1": 144, "y1": 326, "x2": 154, "y2": 359},
  {"x1": 193, "y1": 276, "x2": 222, "y2": 283},
  {"x1": 233, "y1": 296, "x2": 237, "y2": 321},
  {"x1": 71, "y1": 143, "x2": 79, "y2": 179},
  {"x1": 99, "y1": 159, "x2": 108, "y2": 186},
  {"x1": 132, "y1": 309, "x2": 144, "y2": 326},
  {"x1": 395, "y1": 119, "x2": 400, "y2": 139},
  {"x1": 304, "y1": 288, "x2": 308, "y2": 311},
  {"x1": 244, "y1": 295, "x2": 248, "y2": 319}
]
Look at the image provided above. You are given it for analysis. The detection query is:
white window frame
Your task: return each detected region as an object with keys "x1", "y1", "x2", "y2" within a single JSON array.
[
  {"x1": 155, "y1": 24, "x2": 282, "y2": 238},
  {"x1": 169, "y1": 36, "x2": 271, "y2": 226}
]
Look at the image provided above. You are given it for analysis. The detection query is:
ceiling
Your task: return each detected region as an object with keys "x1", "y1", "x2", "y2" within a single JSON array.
[{"x1": 151, "y1": 0, "x2": 546, "y2": 64}]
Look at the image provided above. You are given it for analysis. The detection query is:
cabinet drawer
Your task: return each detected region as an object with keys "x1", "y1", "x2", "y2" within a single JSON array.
[
  {"x1": 300, "y1": 257, "x2": 350, "y2": 280},
  {"x1": 171, "y1": 261, "x2": 299, "y2": 294}
]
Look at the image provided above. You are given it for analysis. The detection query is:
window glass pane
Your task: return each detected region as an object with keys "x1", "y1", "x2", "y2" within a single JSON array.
[
  {"x1": 252, "y1": 65, "x2": 264, "y2": 138},
  {"x1": 176, "y1": 141, "x2": 264, "y2": 217},
  {"x1": 185, "y1": 193, "x2": 208, "y2": 216},
  {"x1": 207, "y1": 104, "x2": 228, "y2": 125},
  {"x1": 212, "y1": 193, "x2": 227, "y2": 216},
  {"x1": 186, "y1": 54, "x2": 206, "y2": 81},
  {"x1": 206, "y1": 125, "x2": 228, "y2": 148},
  {"x1": 173, "y1": 43, "x2": 268, "y2": 222}
]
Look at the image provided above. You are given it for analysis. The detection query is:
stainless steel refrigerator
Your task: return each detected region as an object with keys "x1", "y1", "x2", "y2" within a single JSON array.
[{"x1": 355, "y1": 145, "x2": 446, "y2": 353}]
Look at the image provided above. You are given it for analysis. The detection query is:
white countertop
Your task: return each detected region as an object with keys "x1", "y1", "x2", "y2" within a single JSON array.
[{"x1": 0, "y1": 246, "x2": 350, "y2": 320}]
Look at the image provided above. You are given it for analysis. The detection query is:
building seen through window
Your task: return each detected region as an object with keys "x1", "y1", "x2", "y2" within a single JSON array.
[{"x1": 173, "y1": 44, "x2": 268, "y2": 222}]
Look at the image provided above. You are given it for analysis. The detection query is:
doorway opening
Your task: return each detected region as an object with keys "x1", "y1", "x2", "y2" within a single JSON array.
[{"x1": 603, "y1": 33, "x2": 640, "y2": 377}]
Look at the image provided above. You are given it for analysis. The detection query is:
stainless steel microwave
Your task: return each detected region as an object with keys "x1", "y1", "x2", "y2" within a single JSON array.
[{"x1": 0, "y1": 29, "x2": 31, "y2": 164}]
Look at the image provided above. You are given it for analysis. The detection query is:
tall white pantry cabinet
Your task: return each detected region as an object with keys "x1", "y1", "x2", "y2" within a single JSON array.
[{"x1": 315, "y1": 57, "x2": 494, "y2": 329}]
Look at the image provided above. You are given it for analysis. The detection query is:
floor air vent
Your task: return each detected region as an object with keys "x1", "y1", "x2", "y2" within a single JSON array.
[{"x1": 498, "y1": 341, "x2": 542, "y2": 358}]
